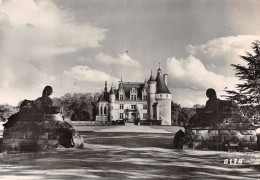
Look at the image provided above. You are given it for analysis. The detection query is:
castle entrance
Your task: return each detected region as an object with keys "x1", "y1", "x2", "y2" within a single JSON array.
[
  {"x1": 126, "y1": 112, "x2": 136, "y2": 123},
  {"x1": 130, "y1": 113, "x2": 136, "y2": 122},
  {"x1": 125, "y1": 110, "x2": 137, "y2": 123},
  {"x1": 125, "y1": 109, "x2": 139, "y2": 123}
]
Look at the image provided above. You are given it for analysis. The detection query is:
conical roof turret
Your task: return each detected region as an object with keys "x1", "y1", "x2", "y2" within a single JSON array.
[
  {"x1": 98, "y1": 91, "x2": 107, "y2": 101},
  {"x1": 155, "y1": 64, "x2": 171, "y2": 94},
  {"x1": 148, "y1": 71, "x2": 155, "y2": 82},
  {"x1": 110, "y1": 86, "x2": 115, "y2": 94},
  {"x1": 157, "y1": 63, "x2": 162, "y2": 74}
]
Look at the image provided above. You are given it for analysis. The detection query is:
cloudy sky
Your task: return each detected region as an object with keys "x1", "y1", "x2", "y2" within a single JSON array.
[{"x1": 0, "y1": 0, "x2": 260, "y2": 107}]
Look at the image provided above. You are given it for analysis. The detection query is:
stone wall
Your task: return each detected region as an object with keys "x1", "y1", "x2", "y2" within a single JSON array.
[
  {"x1": 2, "y1": 112, "x2": 83, "y2": 152},
  {"x1": 185, "y1": 100, "x2": 259, "y2": 151},
  {"x1": 157, "y1": 100, "x2": 171, "y2": 125}
]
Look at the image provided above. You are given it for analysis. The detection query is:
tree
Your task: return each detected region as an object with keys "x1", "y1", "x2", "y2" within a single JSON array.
[
  {"x1": 193, "y1": 104, "x2": 204, "y2": 109},
  {"x1": 0, "y1": 104, "x2": 18, "y2": 122},
  {"x1": 225, "y1": 40, "x2": 260, "y2": 105},
  {"x1": 53, "y1": 93, "x2": 98, "y2": 120},
  {"x1": 179, "y1": 107, "x2": 196, "y2": 126},
  {"x1": 171, "y1": 101, "x2": 181, "y2": 125}
]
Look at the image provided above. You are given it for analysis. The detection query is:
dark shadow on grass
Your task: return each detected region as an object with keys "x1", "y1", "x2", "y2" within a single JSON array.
[{"x1": 0, "y1": 132, "x2": 259, "y2": 179}]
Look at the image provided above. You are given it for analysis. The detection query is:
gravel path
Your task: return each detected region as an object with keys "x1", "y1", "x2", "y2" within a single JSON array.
[{"x1": 0, "y1": 128, "x2": 260, "y2": 179}]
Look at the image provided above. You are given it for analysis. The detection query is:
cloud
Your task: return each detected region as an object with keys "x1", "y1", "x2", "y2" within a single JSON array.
[
  {"x1": 167, "y1": 55, "x2": 238, "y2": 91},
  {"x1": 50, "y1": 65, "x2": 120, "y2": 97},
  {"x1": 166, "y1": 34, "x2": 260, "y2": 106},
  {"x1": 95, "y1": 53, "x2": 145, "y2": 82},
  {"x1": 0, "y1": 0, "x2": 106, "y2": 105},
  {"x1": 186, "y1": 35, "x2": 260, "y2": 76},
  {"x1": 63, "y1": 65, "x2": 119, "y2": 83},
  {"x1": 171, "y1": 88, "x2": 207, "y2": 108},
  {"x1": 96, "y1": 53, "x2": 141, "y2": 67},
  {"x1": 0, "y1": 64, "x2": 119, "y2": 106},
  {"x1": 0, "y1": 0, "x2": 106, "y2": 57}
]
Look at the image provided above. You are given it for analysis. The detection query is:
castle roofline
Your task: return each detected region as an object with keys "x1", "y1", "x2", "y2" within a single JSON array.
[
  {"x1": 122, "y1": 81, "x2": 146, "y2": 84},
  {"x1": 109, "y1": 86, "x2": 115, "y2": 94},
  {"x1": 98, "y1": 91, "x2": 109, "y2": 102},
  {"x1": 148, "y1": 70, "x2": 156, "y2": 82},
  {"x1": 155, "y1": 70, "x2": 171, "y2": 94}
]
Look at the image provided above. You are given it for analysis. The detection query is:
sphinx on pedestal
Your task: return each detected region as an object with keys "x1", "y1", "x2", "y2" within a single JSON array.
[
  {"x1": 180, "y1": 88, "x2": 259, "y2": 151},
  {"x1": 2, "y1": 86, "x2": 84, "y2": 152}
]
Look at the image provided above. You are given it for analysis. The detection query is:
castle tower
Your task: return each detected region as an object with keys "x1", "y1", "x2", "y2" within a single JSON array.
[
  {"x1": 109, "y1": 85, "x2": 115, "y2": 121},
  {"x1": 95, "y1": 81, "x2": 109, "y2": 122},
  {"x1": 147, "y1": 71, "x2": 156, "y2": 120},
  {"x1": 155, "y1": 65, "x2": 172, "y2": 125}
]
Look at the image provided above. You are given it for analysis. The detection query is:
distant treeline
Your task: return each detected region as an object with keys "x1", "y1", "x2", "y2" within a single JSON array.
[
  {"x1": 171, "y1": 102, "x2": 260, "y2": 125},
  {"x1": 52, "y1": 93, "x2": 100, "y2": 121},
  {"x1": 0, "y1": 92, "x2": 100, "y2": 122},
  {"x1": 0, "y1": 104, "x2": 19, "y2": 122},
  {"x1": 171, "y1": 102, "x2": 203, "y2": 126},
  {"x1": 0, "y1": 95, "x2": 259, "y2": 123}
]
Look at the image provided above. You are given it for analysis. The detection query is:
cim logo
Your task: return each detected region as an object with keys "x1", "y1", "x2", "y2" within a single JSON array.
[{"x1": 224, "y1": 159, "x2": 243, "y2": 165}]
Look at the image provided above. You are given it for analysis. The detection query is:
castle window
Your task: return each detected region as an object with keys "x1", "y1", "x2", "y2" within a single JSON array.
[
  {"x1": 143, "y1": 95, "x2": 147, "y2": 101},
  {"x1": 120, "y1": 104, "x2": 124, "y2": 109},
  {"x1": 119, "y1": 95, "x2": 124, "y2": 100},
  {"x1": 104, "y1": 107, "x2": 107, "y2": 115},
  {"x1": 120, "y1": 113, "x2": 124, "y2": 119},
  {"x1": 131, "y1": 105, "x2": 136, "y2": 109},
  {"x1": 131, "y1": 95, "x2": 137, "y2": 100},
  {"x1": 143, "y1": 113, "x2": 148, "y2": 119},
  {"x1": 143, "y1": 104, "x2": 147, "y2": 109}
]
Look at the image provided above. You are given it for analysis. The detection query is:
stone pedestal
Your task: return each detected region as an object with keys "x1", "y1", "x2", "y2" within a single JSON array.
[
  {"x1": 2, "y1": 112, "x2": 84, "y2": 152},
  {"x1": 185, "y1": 100, "x2": 259, "y2": 151}
]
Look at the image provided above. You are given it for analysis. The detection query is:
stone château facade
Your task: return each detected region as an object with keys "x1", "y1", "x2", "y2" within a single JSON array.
[{"x1": 95, "y1": 65, "x2": 172, "y2": 125}]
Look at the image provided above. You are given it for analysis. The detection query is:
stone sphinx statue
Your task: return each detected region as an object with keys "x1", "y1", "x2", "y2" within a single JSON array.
[
  {"x1": 20, "y1": 86, "x2": 60, "y2": 114},
  {"x1": 183, "y1": 88, "x2": 258, "y2": 151},
  {"x1": 35, "y1": 85, "x2": 53, "y2": 110},
  {"x1": 2, "y1": 85, "x2": 84, "y2": 151},
  {"x1": 195, "y1": 88, "x2": 219, "y2": 114},
  {"x1": 205, "y1": 88, "x2": 218, "y2": 110}
]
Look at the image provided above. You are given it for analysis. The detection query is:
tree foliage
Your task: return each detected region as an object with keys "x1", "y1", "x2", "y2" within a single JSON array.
[
  {"x1": 225, "y1": 40, "x2": 260, "y2": 105},
  {"x1": 171, "y1": 102, "x2": 181, "y2": 125},
  {"x1": 0, "y1": 104, "x2": 18, "y2": 122},
  {"x1": 171, "y1": 101, "x2": 198, "y2": 126},
  {"x1": 239, "y1": 105, "x2": 260, "y2": 122},
  {"x1": 53, "y1": 92, "x2": 100, "y2": 120},
  {"x1": 179, "y1": 107, "x2": 196, "y2": 126}
]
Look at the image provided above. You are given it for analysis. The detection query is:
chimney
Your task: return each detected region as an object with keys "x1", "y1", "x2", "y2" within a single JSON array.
[
  {"x1": 163, "y1": 74, "x2": 168, "y2": 86},
  {"x1": 104, "y1": 81, "x2": 107, "y2": 92}
]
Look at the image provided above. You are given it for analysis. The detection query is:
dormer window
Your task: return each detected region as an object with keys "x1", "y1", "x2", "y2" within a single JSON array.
[
  {"x1": 131, "y1": 95, "x2": 137, "y2": 100},
  {"x1": 119, "y1": 94, "x2": 124, "y2": 100},
  {"x1": 131, "y1": 88, "x2": 136, "y2": 93}
]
